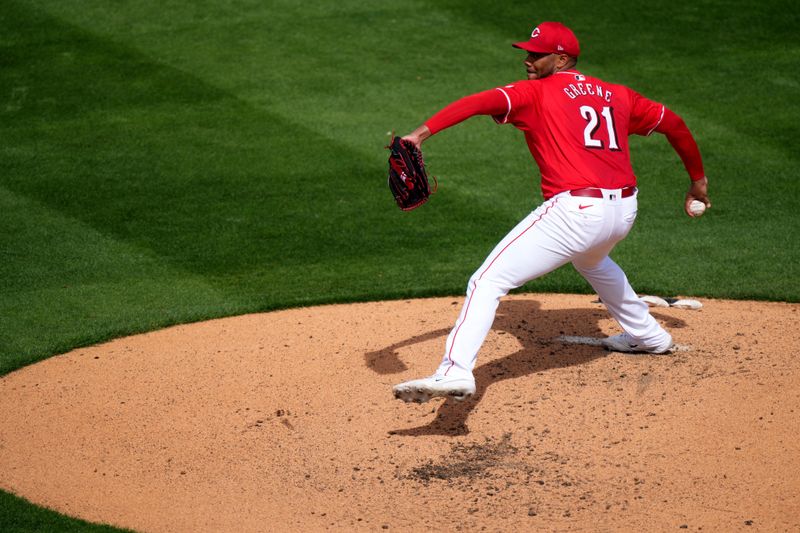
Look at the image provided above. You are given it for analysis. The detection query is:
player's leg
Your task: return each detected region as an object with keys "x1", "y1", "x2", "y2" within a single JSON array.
[
  {"x1": 573, "y1": 255, "x2": 671, "y2": 351},
  {"x1": 571, "y1": 194, "x2": 672, "y2": 352},
  {"x1": 394, "y1": 198, "x2": 576, "y2": 402},
  {"x1": 436, "y1": 199, "x2": 579, "y2": 379}
]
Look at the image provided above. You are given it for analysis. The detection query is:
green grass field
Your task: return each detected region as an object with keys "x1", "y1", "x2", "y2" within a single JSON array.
[{"x1": 1, "y1": 0, "x2": 798, "y2": 530}]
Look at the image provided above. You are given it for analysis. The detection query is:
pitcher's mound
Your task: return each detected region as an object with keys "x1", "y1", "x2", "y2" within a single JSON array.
[{"x1": 1, "y1": 294, "x2": 799, "y2": 531}]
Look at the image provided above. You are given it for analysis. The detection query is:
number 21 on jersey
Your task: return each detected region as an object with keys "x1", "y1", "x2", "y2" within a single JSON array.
[{"x1": 580, "y1": 105, "x2": 619, "y2": 151}]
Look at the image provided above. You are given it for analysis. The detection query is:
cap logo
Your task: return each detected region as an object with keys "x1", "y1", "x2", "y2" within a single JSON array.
[
  {"x1": 531, "y1": 27, "x2": 540, "y2": 38},
  {"x1": 557, "y1": 45, "x2": 564, "y2": 51}
]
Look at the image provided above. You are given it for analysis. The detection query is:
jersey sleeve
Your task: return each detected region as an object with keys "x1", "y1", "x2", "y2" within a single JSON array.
[
  {"x1": 628, "y1": 89, "x2": 666, "y2": 136},
  {"x1": 655, "y1": 107, "x2": 706, "y2": 180},
  {"x1": 491, "y1": 82, "x2": 537, "y2": 125},
  {"x1": 424, "y1": 89, "x2": 511, "y2": 135}
]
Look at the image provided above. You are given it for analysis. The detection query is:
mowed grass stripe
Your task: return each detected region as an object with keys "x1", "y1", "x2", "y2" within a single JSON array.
[
  {"x1": 0, "y1": 185, "x2": 235, "y2": 376},
  {"x1": 1, "y1": 3, "x2": 531, "y2": 289}
]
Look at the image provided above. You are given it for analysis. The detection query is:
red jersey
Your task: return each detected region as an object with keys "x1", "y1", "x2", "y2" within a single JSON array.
[{"x1": 424, "y1": 69, "x2": 698, "y2": 200}]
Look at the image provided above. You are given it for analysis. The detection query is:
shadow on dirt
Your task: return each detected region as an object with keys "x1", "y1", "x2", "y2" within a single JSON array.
[{"x1": 366, "y1": 298, "x2": 686, "y2": 437}]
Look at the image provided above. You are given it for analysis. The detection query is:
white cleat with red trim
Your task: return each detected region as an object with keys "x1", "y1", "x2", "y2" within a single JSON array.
[{"x1": 393, "y1": 374, "x2": 476, "y2": 403}]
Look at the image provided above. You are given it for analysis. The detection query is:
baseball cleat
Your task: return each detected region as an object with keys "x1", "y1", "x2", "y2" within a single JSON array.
[
  {"x1": 393, "y1": 374, "x2": 476, "y2": 403},
  {"x1": 601, "y1": 332, "x2": 674, "y2": 354},
  {"x1": 639, "y1": 294, "x2": 670, "y2": 308}
]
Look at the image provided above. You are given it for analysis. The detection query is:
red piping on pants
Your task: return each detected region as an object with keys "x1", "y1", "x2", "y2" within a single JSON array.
[{"x1": 443, "y1": 197, "x2": 561, "y2": 375}]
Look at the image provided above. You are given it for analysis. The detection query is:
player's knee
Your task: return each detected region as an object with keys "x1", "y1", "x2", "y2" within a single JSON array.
[
  {"x1": 573, "y1": 256, "x2": 614, "y2": 275},
  {"x1": 572, "y1": 262, "x2": 597, "y2": 277},
  {"x1": 467, "y1": 273, "x2": 514, "y2": 297}
]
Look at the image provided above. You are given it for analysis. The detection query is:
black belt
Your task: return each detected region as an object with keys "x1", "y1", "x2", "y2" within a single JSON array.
[{"x1": 569, "y1": 186, "x2": 637, "y2": 198}]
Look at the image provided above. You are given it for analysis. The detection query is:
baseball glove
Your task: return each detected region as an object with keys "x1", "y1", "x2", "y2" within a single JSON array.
[{"x1": 386, "y1": 136, "x2": 436, "y2": 211}]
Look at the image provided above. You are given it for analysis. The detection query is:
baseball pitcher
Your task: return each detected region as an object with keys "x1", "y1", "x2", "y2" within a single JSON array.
[{"x1": 393, "y1": 21, "x2": 710, "y2": 403}]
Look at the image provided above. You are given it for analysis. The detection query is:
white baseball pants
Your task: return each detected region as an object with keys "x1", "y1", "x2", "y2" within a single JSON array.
[{"x1": 437, "y1": 188, "x2": 671, "y2": 379}]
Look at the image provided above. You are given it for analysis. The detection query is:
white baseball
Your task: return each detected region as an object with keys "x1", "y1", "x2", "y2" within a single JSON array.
[{"x1": 689, "y1": 200, "x2": 706, "y2": 216}]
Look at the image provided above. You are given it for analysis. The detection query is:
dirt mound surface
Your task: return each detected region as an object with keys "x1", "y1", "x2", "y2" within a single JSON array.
[{"x1": 1, "y1": 294, "x2": 798, "y2": 531}]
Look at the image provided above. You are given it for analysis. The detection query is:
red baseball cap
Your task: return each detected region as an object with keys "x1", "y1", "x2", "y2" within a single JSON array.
[{"x1": 512, "y1": 21, "x2": 580, "y2": 57}]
